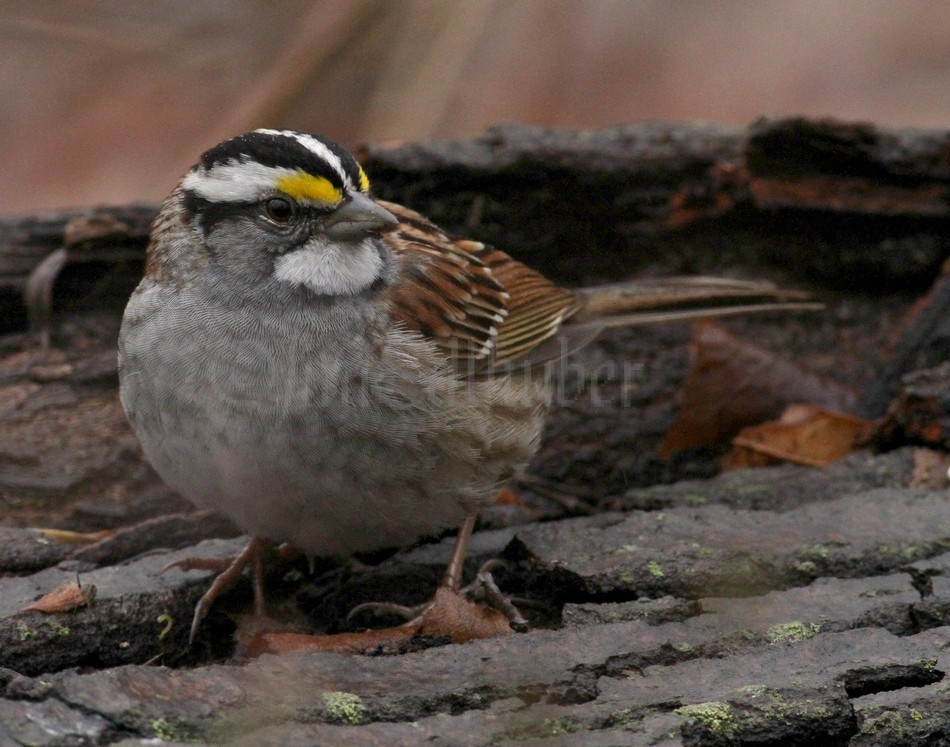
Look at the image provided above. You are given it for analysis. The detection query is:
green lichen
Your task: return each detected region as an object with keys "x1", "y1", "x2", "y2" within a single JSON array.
[
  {"x1": 677, "y1": 701, "x2": 737, "y2": 736},
  {"x1": 798, "y1": 543, "x2": 829, "y2": 559},
  {"x1": 915, "y1": 657, "x2": 937, "y2": 672},
  {"x1": 795, "y1": 560, "x2": 817, "y2": 574},
  {"x1": 647, "y1": 560, "x2": 665, "y2": 578},
  {"x1": 543, "y1": 717, "x2": 581, "y2": 736},
  {"x1": 766, "y1": 621, "x2": 820, "y2": 643},
  {"x1": 733, "y1": 482, "x2": 770, "y2": 495},
  {"x1": 15, "y1": 623, "x2": 36, "y2": 641},
  {"x1": 859, "y1": 705, "x2": 939, "y2": 741},
  {"x1": 322, "y1": 691, "x2": 367, "y2": 724},
  {"x1": 605, "y1": 708, "x2": 640, "y2": 729},
  {"x1": 860, "y1": 710, "x2": 908, "y2": 737},
  {"x1": 685, "y1": 493, "x2": 708, "y2": 506},
  {"x1": 151, "y1": 717, "x2": 184, "y2": 742},
  {"x1": 43, "y1": 619, "x2": 70, "y2": 637},
  {"x1": 612, "y1": 543, "x2": 639, "y2": 554}
]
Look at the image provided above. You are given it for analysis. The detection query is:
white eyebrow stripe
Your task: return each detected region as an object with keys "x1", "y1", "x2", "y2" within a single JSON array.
[
  {"x1": 254, "y1": 128, "x2": 353, "y2": 190},
  {"x1": 181, "y1": 161, "x2": 302, "y2": 202}
]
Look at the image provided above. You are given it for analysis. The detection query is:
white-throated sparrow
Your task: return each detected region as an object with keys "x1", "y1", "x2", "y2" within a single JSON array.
[{"x1": 118, "y1": 129, "x2": 817, "y2": 641}]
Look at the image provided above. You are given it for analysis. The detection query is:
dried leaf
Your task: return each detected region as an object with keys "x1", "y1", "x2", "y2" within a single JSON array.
[
  {"x1": 493, "y1": 487, "x2": 528, "y2": 507},
  {"x1": 245, "y1": 586, "x2": 513, "y2": 657},
  {"x1": 23, "y1": 582, "x2": 96, "y2": 613},
  {"x1": 728, "y1": 403, "x2": 874, "y2": 468},
  {"x1": 34, "y1": 528, "x2": 113, "y2": 545},
  {"x1": 245, "y1": 626, "x2": 417, "y2": 657},
  {"x1": 661, "y1": 322, "x2": 855, "y2": 456},
  {"x1": 418, "y1": 586, "x2": 513, "y2": 643}
]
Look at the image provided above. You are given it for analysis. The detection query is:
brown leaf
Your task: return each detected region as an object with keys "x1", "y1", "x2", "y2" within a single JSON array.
[
  {"x1": 493, "y1": 487, "x2": 528, "y2": 507},
  {"x1": 245, "y1": 626, "x2": 418, "y2": 657},
  {"x1": 245, "y1": 586, "x2": 513, "y2": 657},
  {"x1": 661, "y1": 322, "x2": 855, "y2": 457},
  {"x1": 23, "y1": 582, "x2": 96, "y2": 613},
  {"x1": 34, "y1": 528, "x2": 113, "y2": 545},
  {"x1": 728, "y1": 403, "x2": 874, "y2": 468},
  {"x1": 418, "y1": 586, "x2": 513, "y2": 643}
]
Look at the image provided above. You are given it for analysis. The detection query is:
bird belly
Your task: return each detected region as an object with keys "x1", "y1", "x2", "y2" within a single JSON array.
[{"x1": 119, "y1": 284, "x2": 548, "y2": 556}]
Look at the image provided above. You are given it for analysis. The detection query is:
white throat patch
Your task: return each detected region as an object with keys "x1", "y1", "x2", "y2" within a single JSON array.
[{"x1": 273, "y1": 237, "x2": 383, "y2": 295}]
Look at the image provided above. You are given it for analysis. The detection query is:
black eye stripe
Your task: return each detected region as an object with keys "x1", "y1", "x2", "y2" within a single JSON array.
[
  {"x1": 183, "y1": 190, "x2": 337, "y2": 235},
  {"x1": 182, "y1": 191, "x2": 262, "y2": 235}
]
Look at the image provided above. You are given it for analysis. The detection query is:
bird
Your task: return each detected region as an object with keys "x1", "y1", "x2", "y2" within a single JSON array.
[{"x1": 118, "y1": 128, "x2": 818, "y2": 642}]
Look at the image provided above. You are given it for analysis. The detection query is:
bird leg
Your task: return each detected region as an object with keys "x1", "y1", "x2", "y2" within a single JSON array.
[
  {"x1": 349, "y1": 515, "x2": 527, "y2": 630},
  {"x1": 442, "y1": 515, "x2": 475, "y2": 590},
  {"x1": 164, "y1": 535, "x2": 273, "y2": 644}
]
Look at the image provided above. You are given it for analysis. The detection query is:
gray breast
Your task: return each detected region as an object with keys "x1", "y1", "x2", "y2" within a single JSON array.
[{"x1": 118, "y1": 276, "x2": 549, "y2": 555}]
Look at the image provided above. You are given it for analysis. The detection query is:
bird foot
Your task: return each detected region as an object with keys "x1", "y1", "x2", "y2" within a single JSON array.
[
  {"x1": 348, "y1": 558, "x2": 527, "y2": 631},
  {"x1": 164, "y1": 536, "x2": 274, "y2": 644}
]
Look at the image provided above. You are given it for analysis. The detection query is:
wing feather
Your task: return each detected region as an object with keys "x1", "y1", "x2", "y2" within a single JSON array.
[{"x1": 380, "y1": 200, "x2": 578, "y2": 373}]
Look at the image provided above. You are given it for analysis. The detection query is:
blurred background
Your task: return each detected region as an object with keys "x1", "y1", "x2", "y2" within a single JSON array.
[{"x1": 2, "y1": 0, "x2": 949, "y2": 214}]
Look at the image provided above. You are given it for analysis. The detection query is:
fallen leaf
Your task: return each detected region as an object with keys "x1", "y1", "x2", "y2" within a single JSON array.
[
  {"x1": 245, "y1": 586, "x2": 513, "y2": 657},
  {"x1": 33, "y1": 528, "x2": 113, "y2": 545},
  {"x1": 661, "y1": 322, "x2": 856, "y2": 456},
  {"x1": 23, "y1": 582, "x2": 96, "y2": 613},
  {"x1": 493, "y1": 487, "x2": 528, "y2": 507},
  {"x1": 245, "y1": 625, "x2": 418, "y2": 657},
  {"x1": 418, "y1": 586, "x2": 513, "y2": 643},
  {"x1": 728, "y1": 403, "x2": 874, "y2": 468}
]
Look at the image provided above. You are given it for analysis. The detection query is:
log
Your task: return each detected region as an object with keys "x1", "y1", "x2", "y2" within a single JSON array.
[{"x1": 1, "y1": 118, "x2": 949, "y2": 745}]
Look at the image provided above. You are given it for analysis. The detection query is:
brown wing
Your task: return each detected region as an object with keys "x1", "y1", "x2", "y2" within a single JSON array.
[{"x1": 380, "y1": 200, "x2": 579, "y2": 373}]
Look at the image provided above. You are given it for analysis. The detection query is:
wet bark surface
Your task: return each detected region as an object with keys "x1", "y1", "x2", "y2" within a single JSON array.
[{"x1": 1, "y1": 118, "x2": 948, "y2": 745}]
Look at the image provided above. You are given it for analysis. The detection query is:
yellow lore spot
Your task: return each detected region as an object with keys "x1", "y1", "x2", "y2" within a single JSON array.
[
  {"x1": 276, "y1": 172, "x2": 342, "y2": 204},
  {"x1": 357, "y1": 165, "x2": 370, "y2": 192}
]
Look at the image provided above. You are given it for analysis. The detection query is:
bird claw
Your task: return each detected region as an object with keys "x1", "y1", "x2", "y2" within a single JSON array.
[
  {"x1": 468, "y1": 560, "x2": 528, "y2": 631},
  {"x1": 162, "y1": 556, "x2": 235, "y2": 575},
  {"x1": 348, "y1": 558, "x2": 527, "y2": 631},
  {"x1": 346, "y1": 600, "x2": 432, "y2": 625},
  {"x1": 164, "y1": 537, "x2": 273, "y2": 644}
]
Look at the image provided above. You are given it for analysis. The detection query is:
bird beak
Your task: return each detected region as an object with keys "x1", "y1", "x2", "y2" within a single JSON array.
[{"x1": 323, "y1": 192, "x2": 398, "y2": 240}]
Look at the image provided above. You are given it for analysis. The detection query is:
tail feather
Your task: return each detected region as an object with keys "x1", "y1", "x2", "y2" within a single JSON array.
[{"x1": 570, "y1": 277, "x2": 820, "y2": 326}]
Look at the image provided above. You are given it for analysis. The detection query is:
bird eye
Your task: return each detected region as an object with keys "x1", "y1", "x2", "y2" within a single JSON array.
[{"x1": 265, "y1": 197, "x2": 296, "y2": 223}]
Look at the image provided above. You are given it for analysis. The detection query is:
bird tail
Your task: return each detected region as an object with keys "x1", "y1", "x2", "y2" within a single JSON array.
[{"x1": 568, "y1": 276, "x2": 822, "y2": 330}]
